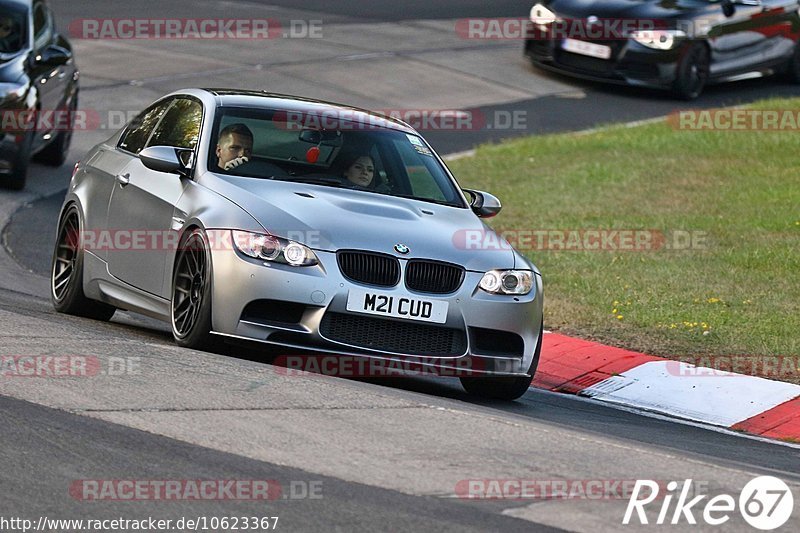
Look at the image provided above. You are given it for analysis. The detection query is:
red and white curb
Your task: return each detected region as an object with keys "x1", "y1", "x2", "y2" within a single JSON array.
[{"x1": 534, "y1": 333, "x2": 800, "y2": 442}]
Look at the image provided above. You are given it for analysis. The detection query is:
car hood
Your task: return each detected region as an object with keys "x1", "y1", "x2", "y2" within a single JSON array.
[
  {"x1": 545, "y1": 0, "x2": 708, "y2": 20},
  {"x1": 0, "y1": 53, "x2": 25, "y2": 83},
  {"x1": 0, "y1": 54, "x2": 28, "y2": 108},
  {"x1": 202, "y1": 173, "x2": 518, "y2": 271}
]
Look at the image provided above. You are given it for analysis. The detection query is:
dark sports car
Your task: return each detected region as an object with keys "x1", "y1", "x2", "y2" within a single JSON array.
[
  {"x1": 525, "y1": 0, "x2": 800, "y2": 98},
  {"x1": 0, "y1": 0, "x2": 78, "y2": 190}
]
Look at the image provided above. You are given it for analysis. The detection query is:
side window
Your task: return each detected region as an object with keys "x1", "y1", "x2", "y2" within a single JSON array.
[
  {"x1": 33, "y1": 4, "x2": 46, "y2": 36},
  {"x1": 32, "y1": 3, "x2": 52, "y2": 48},
  {"x1": 118, "y1": 100, "x2": 172, "y2": 155},
  {"x1": 0, "y1": 12, "x2": 25, "y2": 53},
  {"x1": 146, "y1": 98, "x2": 203, "y2": 150},
  {"x1": 46, "y1": 6, "x2": 57, "y2": 33}
]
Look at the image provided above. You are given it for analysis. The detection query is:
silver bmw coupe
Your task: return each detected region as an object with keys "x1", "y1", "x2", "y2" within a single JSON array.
[{"x1": 51, "y1": 89, "x2": 543, "y2": 400}]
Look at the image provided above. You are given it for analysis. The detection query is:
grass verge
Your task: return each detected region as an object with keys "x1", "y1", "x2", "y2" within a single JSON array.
[{"x1": 447, "y1": 98, "x2": 800, "y2": 383}]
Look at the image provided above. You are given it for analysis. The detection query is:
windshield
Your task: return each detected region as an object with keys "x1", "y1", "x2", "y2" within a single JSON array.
[
  {"x1": 209, "y1": 106, "x2": 466, "y2": 208},
  {"x1": 0, "y1": 4, "x2": 26, "y2": 55}
]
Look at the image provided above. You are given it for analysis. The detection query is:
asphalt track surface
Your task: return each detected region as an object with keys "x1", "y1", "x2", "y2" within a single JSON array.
[{"x1": 1, "y1": 1, "x2": 799, "y2": 531}]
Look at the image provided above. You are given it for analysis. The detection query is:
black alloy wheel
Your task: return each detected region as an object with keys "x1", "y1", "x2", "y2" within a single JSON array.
[
  {"x1": 171, "y1": 229, "x2": 216, "y2": 349},
  {"x1": 673, "y1": 43, "x2": 710, "y2": 100},
  {"x1": 51, "y1": 205, "x2": 116, "y2": 320}
]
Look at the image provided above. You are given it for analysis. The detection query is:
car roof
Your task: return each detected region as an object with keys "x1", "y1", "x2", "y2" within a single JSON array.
[
  {"x1": 201, "y1": 88, "x2": 418, "y2": 135},
  {"x1": 2, "y1": 0, "x2": 31, "y2": 9}
]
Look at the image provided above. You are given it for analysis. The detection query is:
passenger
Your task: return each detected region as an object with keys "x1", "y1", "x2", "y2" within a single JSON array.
[
  {"x1": 215, "y1": 123, "x2": 253, "y2": 171},
  {"x1": 342, "y1": 155, "x2": 375, "y2": 187}
]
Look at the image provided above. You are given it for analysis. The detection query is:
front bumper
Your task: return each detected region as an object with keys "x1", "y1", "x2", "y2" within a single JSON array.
[
  {"x1": 207, "y1": 233, "x2": 544, "y2": 377},
  {"x1": 525, "y1": 35, "x2": 685, "y2": 89},
  {"x1": 0, "y1": 131, "x2": 23, "y2": 175},
  {"x1": 0, "y1": 98, "x2": 35, "y2": 175}
]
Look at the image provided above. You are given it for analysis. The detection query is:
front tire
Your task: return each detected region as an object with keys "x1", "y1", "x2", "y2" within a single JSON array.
[
  {"x1": 784, "y1": 41, "x2": 800, "y2": 83},
  {"x1": 672, "y1": 43, "x2": 710, "y2": 100},
  {"x1": 171, "y1": 228, "x2": 216, "y2": 349},
  {"x1": 51, "y1": 205, "x2": 116, "y2": 320},
  {"x1": 460, "y1": 320, "x2": 544, "y2": 401}
]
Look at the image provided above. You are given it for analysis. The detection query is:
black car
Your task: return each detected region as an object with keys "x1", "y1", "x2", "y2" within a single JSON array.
[
  {"x1": 0, "y1": 0, "x2": 78, "y2": 190},
  {"x1": 525, "y1": 0, "x2": 800, "y2": 99}
]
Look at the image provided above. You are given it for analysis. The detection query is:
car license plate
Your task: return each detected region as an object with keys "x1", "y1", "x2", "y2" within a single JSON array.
[
  {"x1": 562, "y1": 38, "x2": 611, "y2": 59},
  {"x1": 346, "y1": 289, "x2": 448, "y2": 324}
]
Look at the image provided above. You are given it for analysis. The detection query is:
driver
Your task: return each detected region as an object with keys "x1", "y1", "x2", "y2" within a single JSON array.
[
  {"x1": 215, "y1": 123, "x2": 253, "y2": 171},
  {"x1": 0, "y1": 16, "x2": 22, "y2": 53}
]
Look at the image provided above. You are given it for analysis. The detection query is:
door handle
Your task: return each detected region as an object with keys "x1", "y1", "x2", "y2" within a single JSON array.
[{"x1": 116, "y1": 173, "x2": 130, "y2": 187}]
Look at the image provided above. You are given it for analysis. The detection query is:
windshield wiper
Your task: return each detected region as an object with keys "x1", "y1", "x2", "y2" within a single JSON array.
[
  {"x1": 392, "y1": 193, "x2": 461, "y2": 207},
  {"x1": 280, "y1": 176, "x2": 351, "y2": 188}
]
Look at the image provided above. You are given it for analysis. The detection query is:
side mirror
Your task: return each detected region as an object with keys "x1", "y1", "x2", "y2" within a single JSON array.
[
  {"x1": 721, "y1": 0, "x2": 761, "y2": 18},
  {"x1": 464, "y1": 189, "x2": 502, "y2": 218},
  {"x1": 721, "y1": 0, "x2": 735, "y2": 17},
  {"x1": 299, "y1": 130, "x2": 320, "y2": 144},
  {"x1": 298, "y1": 129, "x2": 342, "y2": 146},
  {"x1": 139, "y1": 146, "x2": 189, "y2": 175},
  {"x1": 36, "y1": 45, "x2": 71, "y2": 67}
]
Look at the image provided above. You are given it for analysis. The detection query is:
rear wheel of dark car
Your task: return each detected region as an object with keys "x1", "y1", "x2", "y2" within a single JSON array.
[
  {"x1": 460, "y1": 320, "x2": 543, "y2": 401},
  {"x1": 36, "y1": 93, "x2": 77, "y2": 167},
  {"x1": 171, "y1": 228, "x2": 217, "y2": 349},
  {"x1": 2, "y1": 130, "x2": 33, "y2": 191},
  {"x1": 51, "y1": 205, "x2": 117, "y2": 320},
  {"x1": 672, "y1": 43, "x2": 710, "y2": 100}
]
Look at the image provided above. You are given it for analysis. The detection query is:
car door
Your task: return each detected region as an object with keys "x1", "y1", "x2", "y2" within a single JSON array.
[
  {"x1": 45, "y1": 2, "x2": 77, "y2": 109},
  {"x1": 106, "y1": 97, "x2": 203, "y2": 298},
  {"x1": 82, "y1": 99, "x2": 171, "y2": 264},
  {"x1": 28, "y1": 0, "x2": 59, "y2": 149},
  {"x1": 707, "y1": 1, "x2": 770, "y2": 76},
  {"x1": 751, "y1": 0, "x2": 799, "y2": 63}
]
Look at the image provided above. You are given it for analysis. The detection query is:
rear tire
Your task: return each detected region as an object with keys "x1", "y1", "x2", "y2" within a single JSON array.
[
  {"x1": 672, "y1": 43, "x2": 710, "y2": 100},
  {"x1": 460, "y1": 320, "x2": 544, "y2": 401},
  {"x1": 51, "y1": 205, "x2": 116, "y2": 320},
  {"x1": 171, "y1": 228, "x2": 217, "y2": 349}
]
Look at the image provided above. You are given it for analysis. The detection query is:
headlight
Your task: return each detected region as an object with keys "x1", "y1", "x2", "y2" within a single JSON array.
[
  {"x1": 0, "y1": 81, "x2": 29, "y2": 101},
  {"x1": 530, "y1": 4, "x2": 558, "y2": 29},
  {"x1": 479, "y1": 270, "x2": 534, "y2": 295},
  {"x1": 630, "y1": 29, "x2": 686, "y2": 50},
  {"x1": 232, "y1": 230, "x2": 318, "y2": 266}
]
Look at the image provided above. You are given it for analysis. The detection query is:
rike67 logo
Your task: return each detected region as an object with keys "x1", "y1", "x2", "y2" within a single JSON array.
[{"x1": 624, "y1": 476, "x2": 794, "y2": 530}]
